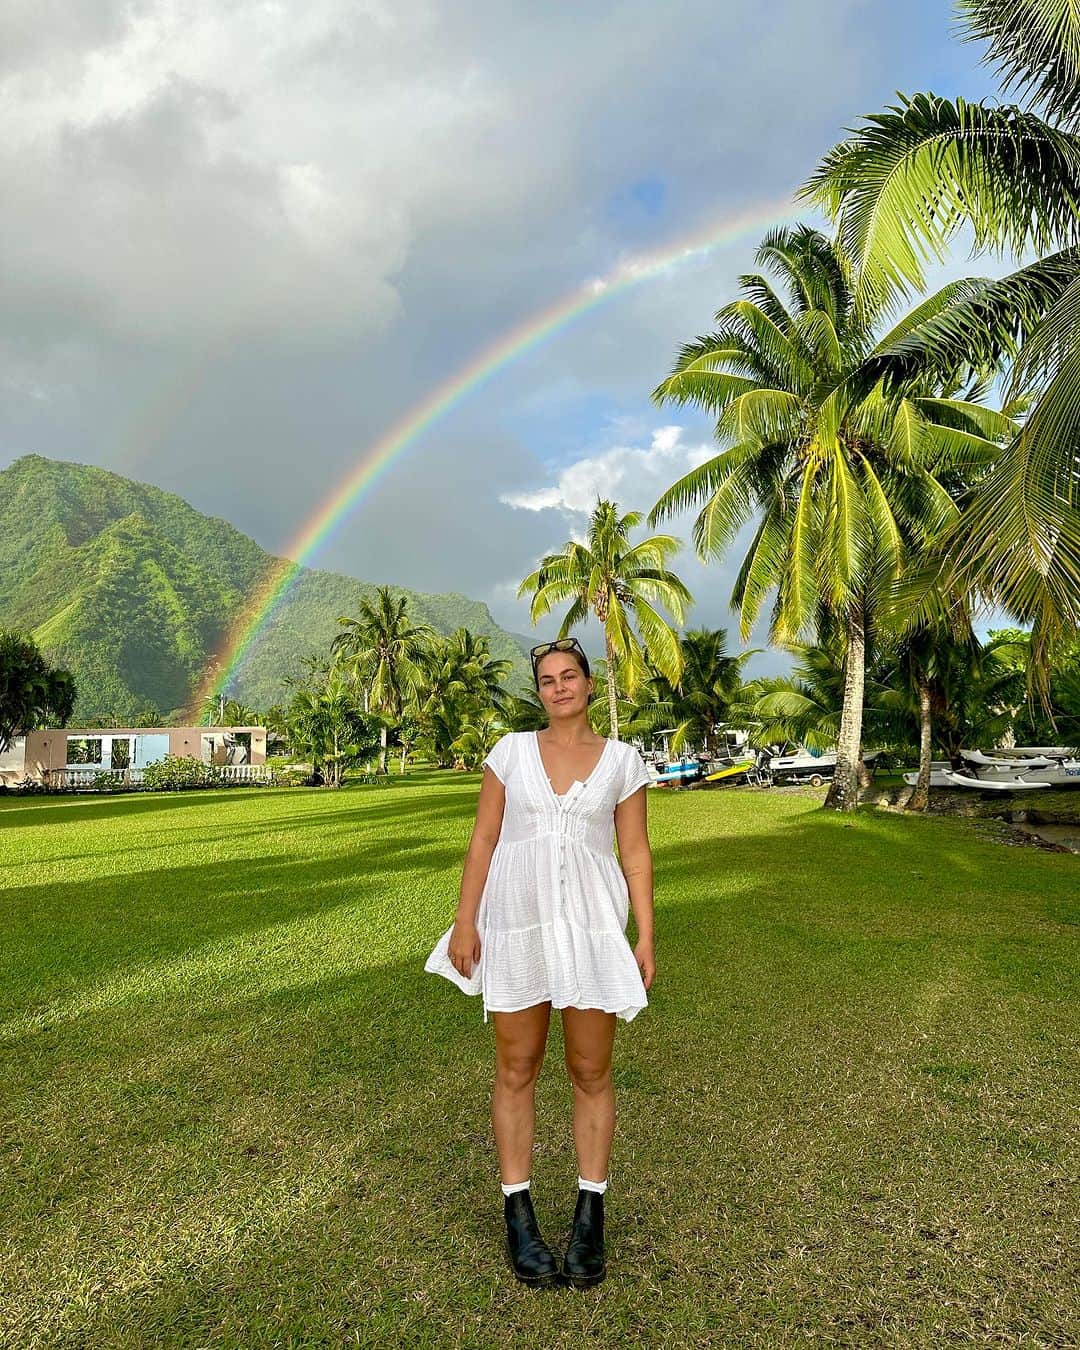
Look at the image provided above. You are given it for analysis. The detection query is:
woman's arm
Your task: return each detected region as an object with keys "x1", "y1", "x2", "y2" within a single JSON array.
[
  {"x1": 614, "y1": 788, "x2": 655, "y2": 989},
  {"x1": 448, "y1": 768, "x2": 505, "y2": 977}
]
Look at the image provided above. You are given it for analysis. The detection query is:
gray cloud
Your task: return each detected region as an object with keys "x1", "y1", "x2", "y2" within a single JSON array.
[{"x1": 0, "y1": 0, "x2": 1000, "y2": 677}]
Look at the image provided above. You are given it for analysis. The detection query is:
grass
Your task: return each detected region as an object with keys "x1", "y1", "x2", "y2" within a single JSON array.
[{"x1": 1, "y1": 774, "x2": 1077, "y2": 1348}]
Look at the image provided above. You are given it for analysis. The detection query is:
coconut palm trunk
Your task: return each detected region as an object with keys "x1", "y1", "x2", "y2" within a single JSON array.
[
  {"x1": 605, "y1": 631, "x2": 620, "y2": 740},
  {"x1": 908, "y1": 672, "x2": 933, "y2": 812},
  {"x1": 379, "y1": 723, "x2": 388, "y2": 775},
  {"x1": 824, "y1": 599, "x2": 866, "y2": 812}
]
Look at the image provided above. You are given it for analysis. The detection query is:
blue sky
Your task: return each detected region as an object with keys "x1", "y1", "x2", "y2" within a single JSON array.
[{"x1": 0, "y1": 1, "x2": 1005, "y2": 671}]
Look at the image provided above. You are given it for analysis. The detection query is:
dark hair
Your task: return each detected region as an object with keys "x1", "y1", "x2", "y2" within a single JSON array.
[{"x1": 532, "y1": 644, "x2": 591, "y2": 690}]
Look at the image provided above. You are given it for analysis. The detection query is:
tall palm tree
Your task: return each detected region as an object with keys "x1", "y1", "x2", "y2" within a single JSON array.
[
  {"x1": 650, "y1": 225, "x2": 1011, "y2": 809},
  {"x1": 800, "y1": 0, "x2": 1080, "y2": 681},
  {"x1": 331, "y1": 586, "x2": 437, "y2": 773},
  {"x1": 517, "y1": 499, "x2": 693, "y2": 740}
]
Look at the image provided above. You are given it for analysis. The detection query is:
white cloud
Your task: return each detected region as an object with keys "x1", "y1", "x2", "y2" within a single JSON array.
[{"x1": 499, "y1": 424, "x2": 711, "y2": 517}]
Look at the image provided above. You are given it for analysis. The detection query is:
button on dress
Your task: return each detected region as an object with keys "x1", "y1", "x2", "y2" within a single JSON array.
[{"x1": 424, "y1": 730, "x2": 653, "y2": 1022}]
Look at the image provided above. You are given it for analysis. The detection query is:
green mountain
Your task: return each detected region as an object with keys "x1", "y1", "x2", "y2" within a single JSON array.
[{"x1": 0, "y1": 454, "x2": 534, "y2": 723}]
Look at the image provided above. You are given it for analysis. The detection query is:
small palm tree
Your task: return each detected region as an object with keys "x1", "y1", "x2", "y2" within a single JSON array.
[
  {"x1": 417, "y1": 628, "x2": 514, "y2": 766},
  {"x1": 628, "y1": 628, "x2": 758, "y2": 757},
  {"x1": 284, "y1": 666, "x2": 381, "y2": 788},
  {"x1": 450, "y1": 708, "x2": 506, "y2": 771},
  {"x1": 517, "y1": 499, "x2": 692, "y2": 740},
  {"x1": 331, "y1": 586, "x2": 437, "y2": 773}
]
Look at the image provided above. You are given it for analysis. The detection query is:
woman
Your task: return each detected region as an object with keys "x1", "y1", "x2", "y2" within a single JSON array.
[{"x1": 424, "y1": 636, "x2": 655, "y2": 1290}]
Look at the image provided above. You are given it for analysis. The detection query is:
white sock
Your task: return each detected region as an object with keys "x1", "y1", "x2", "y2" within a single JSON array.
[
  {"x1": 578, "y1": 1176, "x2": 608, "y2": 1194},
  {"x1": 500, "y1": 1179, "x2": 530, "y2": 1196}
]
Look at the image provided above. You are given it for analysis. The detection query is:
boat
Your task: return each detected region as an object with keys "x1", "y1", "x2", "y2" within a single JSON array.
[
  {"x1": 703, "y1": 757, "x2": 754, "y2": 783},
  {"x1": 942, "y1": 771, "x2": 1050, "y2": 792},
  {"x1": 651, "y1": 758, "x2": 701, "y2": 784},
  {"x1": 959, "y1": 746, "x2": 1080, "y2": 788},
  {"x1": 903, "y1": 746, "x2": 1079, "y2": 790},
  {"x1": 763, "y1": 745, "x2": 881, "y2": 786},
  {"x1": 902, "y1": 762, "x2": 955, "y2": 789}
]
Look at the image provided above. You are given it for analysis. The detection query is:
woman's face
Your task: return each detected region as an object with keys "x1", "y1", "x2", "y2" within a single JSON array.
[{"x1": 535, "y1": 653, "x2": 592, "y2": 719}]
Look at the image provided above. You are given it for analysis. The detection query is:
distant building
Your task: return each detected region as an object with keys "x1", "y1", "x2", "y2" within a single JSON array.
[{"x1": 12, "y1": 725, "x2": 269, "y2": 788}]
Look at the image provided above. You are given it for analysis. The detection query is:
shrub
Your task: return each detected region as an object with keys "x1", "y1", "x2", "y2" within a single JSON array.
[
  {"x1": 9, "y1": 778, "x2": 63, "y2": 796},
  {"x1": 269, "y1": 766, "x2": 309, "y2": 787},
  {"x1": 141, "y1": 756, "x2": 227, "y2": 791}
]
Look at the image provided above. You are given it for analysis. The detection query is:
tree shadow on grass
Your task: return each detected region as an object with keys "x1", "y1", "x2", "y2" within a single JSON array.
[
  {"x1": 1, "y1": 840, "x2": 468, "y2": 1032},
  {"x1": 7, "y1": 873, "x2": 1076, "y2": 1348}
]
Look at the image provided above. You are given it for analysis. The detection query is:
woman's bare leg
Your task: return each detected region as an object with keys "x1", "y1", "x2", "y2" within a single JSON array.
[
  {"x1": 561, "y1": 1007, "x2": 617, "y2": 1180},
  {"x1": 491, "y1": 1002, "x2": 552, "y2": 1183}
]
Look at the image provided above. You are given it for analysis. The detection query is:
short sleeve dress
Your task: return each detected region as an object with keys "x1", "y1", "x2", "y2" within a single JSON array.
[{"x1": 423, "y1": 730, "x2": 653, "y2": 1023}]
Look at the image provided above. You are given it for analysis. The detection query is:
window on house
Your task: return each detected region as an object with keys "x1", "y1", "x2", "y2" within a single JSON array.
[{"x1": 66, "y1": 738, "x2": 102, "y2": 765}]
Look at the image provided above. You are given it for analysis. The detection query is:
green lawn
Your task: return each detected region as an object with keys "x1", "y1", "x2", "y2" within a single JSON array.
[{"x1": 1, "y1": 776, "x2": 1076, "y2": 1348}]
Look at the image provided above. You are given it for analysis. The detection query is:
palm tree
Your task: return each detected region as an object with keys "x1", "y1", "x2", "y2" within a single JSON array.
[
  {"x1": 876, "y1": 629, "x2": 1030, "y2": 780},
  {"x1": 800, "y1": 1, "x2": 1080, "y2": 683},
  {"x1": 517, "y1": 499, "x2": 693, "y2": 740},
  {"x1": 416, "y1": 628, "x2": 513, "y2": 767},
  {"x1": 627, "y1": 628, "x2": 758, "y2": 757},
  {"x1": 331, "y1": 586, "x2": 437, "y2": 773},
  {"x1": 284, "y1": 667, "x2": 382, "y2": 788},
  {"x1": 878, "y1": 618, "x2": 981, "y2": 811},
  {"x1": 732, "y1": 640, "x2": 852, "y2": 755},
  {"x1": 200, "y1": 695, "x2": 261, "y2": 727},
  {"x1": 450, "y1": 707, "x2": 506, "y2": 771},
  {"x1": 651, "y1": 225, "x2": 1011, "y2": 809}
]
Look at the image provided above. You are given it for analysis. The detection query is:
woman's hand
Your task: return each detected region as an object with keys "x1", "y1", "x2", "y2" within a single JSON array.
[
  {"x1": 634, "y1": 939, "x2": 655, "y2": 991},
  {"x1": 448, "y1": 919, "x2": 481, "y2": 979}
]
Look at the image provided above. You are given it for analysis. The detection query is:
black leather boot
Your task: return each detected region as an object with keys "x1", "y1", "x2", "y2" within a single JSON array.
[
  {"x1": 562, "y1": 1189, "x2": 606, "y2": 1288},
  {"x1": 504, "y1": 1190, "x2": 561, "y2": 1288}
]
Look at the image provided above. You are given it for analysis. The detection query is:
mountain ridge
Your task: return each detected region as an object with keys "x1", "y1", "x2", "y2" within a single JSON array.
[{"x1": 0, "y1": 454, "x2": 534, "y2": 722}]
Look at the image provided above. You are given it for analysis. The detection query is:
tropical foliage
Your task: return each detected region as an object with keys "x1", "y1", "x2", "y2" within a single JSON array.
[
  {"x1": 282, "y1": 662, "x2": 384, "y2": 788},
  {"x1": 517, "y1": 499, "x2": 692, "y2": 739},
  {"x1": 416, "y1": 628, "x2": 513, "y2": 767},
  {"x1": 0, "y1": 629, "x2": 77, "y2": 754},
  {"x1": 799, "y1": 0, "x2": 1080, "y2": 679},
  {"x1": 619, "y1": 628, "x2": 756, "y2": 756},
  {"x1": 331, "y1": 587, "x2": 439, "y2": 773},
  {"x1": 650, "y1": 224, "x2": 1014, "y2": 809}
]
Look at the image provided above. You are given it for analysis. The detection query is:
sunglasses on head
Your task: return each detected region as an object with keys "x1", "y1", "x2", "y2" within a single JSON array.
[{"x1": 530, "y1": 636, "x2": 586, "y2": 669}]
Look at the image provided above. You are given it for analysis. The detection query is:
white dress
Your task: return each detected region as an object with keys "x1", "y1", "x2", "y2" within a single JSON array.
[{"x1": 423, "y1": 730, "x2": 653, "y2": 1023}]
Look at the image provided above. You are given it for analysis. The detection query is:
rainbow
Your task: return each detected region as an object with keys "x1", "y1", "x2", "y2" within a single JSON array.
[{"x1": 196, "y1": 195, "x2": 801, "y2": 709}]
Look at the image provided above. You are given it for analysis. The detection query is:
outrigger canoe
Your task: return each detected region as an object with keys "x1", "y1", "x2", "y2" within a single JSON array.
[{"x1": 704, "y1": 758, "x2": 754, "y2": 782}]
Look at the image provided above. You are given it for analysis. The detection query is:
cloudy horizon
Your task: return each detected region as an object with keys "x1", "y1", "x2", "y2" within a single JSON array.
[{"x1": 1, "y1": 1, "x2": 1001, "y2": 673}]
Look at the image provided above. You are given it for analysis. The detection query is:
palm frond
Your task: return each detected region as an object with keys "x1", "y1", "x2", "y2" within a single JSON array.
[
  {"x1": 959, "y1": 0, "x2": 1080, "y2": 128},
  {"x1": 801, "y1": 93, "x2": 1080, "y2": 310}
]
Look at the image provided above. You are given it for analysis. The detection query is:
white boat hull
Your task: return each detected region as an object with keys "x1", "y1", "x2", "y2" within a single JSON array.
[
  {"x1": 944, "y1": 771, "x2": 1051, "y2": 792},
  {"x1": 960, "y1": 752, "x2": 1080, "y2": 787}
]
